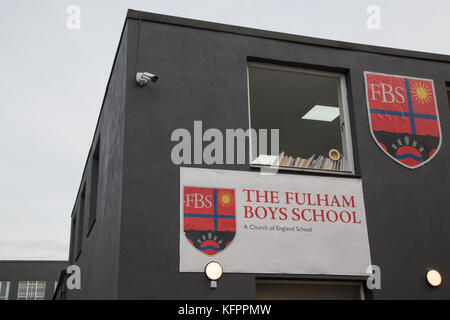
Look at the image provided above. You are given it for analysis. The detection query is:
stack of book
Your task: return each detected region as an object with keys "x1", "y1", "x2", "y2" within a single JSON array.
[{"x1": 277, "y1": 151, "x2": 348, "y2": 171}]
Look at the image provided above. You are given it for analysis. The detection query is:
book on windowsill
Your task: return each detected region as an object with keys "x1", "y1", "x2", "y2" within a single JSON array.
[{"x1": 255, "y1": 152, "x2": 349, "y2": 172}]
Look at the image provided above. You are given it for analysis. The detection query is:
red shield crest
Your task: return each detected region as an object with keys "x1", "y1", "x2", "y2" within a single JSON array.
[
  {"x1": 364, "y1": 72, "x2": 442, "y2": 168},
  {"x1": 183, "y1": 187, "x2": 236, "y2": 255}
]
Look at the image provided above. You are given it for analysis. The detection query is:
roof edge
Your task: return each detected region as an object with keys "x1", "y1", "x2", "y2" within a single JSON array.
[{"x1": 126, "y1": 9, "x2": 450, "y2": 63}]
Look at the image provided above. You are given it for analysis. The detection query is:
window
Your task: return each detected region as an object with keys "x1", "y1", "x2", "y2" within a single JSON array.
[
  {"x1": 0, "y1": 281, "x2": 10, "y2": 300},
  {"x1": 69, "y1": 215, "x2": 77, "y2": 262},
  {"x1": 75, "y1": 185, "x2": 86, "y2": 261},
  {"x1": 87, "y1": 137, "x2": 100, "y2": 237},
  {"x1": 447, "y1": 85, "x2": 450, "y2": 109},
  {"x1": 248, "y1": 62, "x2": 354, "y2": 174},
  {"x1": 256, "y1": 279, "x2": 364, "y2": 300},
  {"x1": 17, "y1": 281, "x2": 46, "y2": 300}
]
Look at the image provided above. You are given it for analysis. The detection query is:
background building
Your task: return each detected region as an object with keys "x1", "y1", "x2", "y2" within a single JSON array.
[
  {"x1": 0, "y1": 261, "x2": 67, "y2": 300},
  {"x1": 64, "y1": 9, "x2": 450, "y2": 300}
]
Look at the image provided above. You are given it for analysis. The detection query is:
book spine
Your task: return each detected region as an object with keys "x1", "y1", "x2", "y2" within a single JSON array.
[
  {"x1": 298, "y1": 158, "x2": 305, "y2": 167},
  {"x1": 288, "y1": 156, "x2": 294, "y2": 166},
  {"x1": 307, "y1": 155, "x2": 315, "y2": 168},
  {"x1": 313, "y1": 156, "x2": 323, "y2": 169}
]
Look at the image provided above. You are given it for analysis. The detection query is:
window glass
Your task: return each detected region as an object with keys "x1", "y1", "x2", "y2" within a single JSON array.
[
  {"x1": 447, "y1": 87, "x2": 450, "y2": 109},
  {"x1": 36, "y1": 282, "x2": 46, "y2": 300},
  {"x1": 17, "y1": 281, "x2": 28, "y2": 300},
  {"x1": 88, "y1": 137, "x2": 100, "y2": 236},
  {"x1": 76, "y1": 186, "x2": 86, "y2": 260},
  {"x1": 17, "y1": 281, "x2": 46, "y2": 300},
  {"x1": 69, "y1": 216, "x2": 76, "y2": 262},
  {"x1": 0, "y1": 281, "x2": 10, "y2": 300},
  {"x1": 248, "y1": 63, "x2": 354, "y2": 173}
]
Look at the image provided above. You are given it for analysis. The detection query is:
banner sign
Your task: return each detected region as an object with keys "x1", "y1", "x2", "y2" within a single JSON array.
[
  {"x1": 364, "y1": 72, "x2": 442, "y2": 169},
  {"x1": 180, "y1": 167, "x2": 371, "y2": 276}
]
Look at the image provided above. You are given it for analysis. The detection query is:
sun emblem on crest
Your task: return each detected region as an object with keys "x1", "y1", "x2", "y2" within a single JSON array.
[
  {"x1": 411, "y1": 82, "x2": 432, "y2": 104},
  {"x1": 218, "y1": 190, "x2": 234, "y2": 207}
]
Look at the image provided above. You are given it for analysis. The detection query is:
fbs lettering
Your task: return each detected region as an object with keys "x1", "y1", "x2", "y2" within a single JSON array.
[
  {"x1": 184, "y1": 193, "x2": 212, "y2": 209},
  {"x1": 369, "y1": 83, "x2": 405, "y2": 103}
]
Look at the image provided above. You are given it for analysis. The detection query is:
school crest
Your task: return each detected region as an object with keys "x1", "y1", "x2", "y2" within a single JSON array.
[
  {"x1": 183, "y1": 187, "x2": 236, "y2": 255},
  {"x1": 364, "y1": 72, "x2": 441, "y2": 168}
]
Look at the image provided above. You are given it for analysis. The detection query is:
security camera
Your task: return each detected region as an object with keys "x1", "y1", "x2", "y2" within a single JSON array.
[{"x1": 136, "y1": 72, "x2": 159, "y2": 86}]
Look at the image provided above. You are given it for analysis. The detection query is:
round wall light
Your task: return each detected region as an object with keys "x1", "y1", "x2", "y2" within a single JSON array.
[
  {"x1": 205, "y1": 261, "x2": 223, "y2": 281},
  {"x1": 426, "y1": 269, "x2": 442, "y2": 287}
]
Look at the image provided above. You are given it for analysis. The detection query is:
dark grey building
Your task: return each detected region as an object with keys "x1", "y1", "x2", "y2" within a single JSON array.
[
  {"x1": 64, "y1": 9, "x2": 450, "y2": 300},
  {"x1": 0, "y1": 261, "x2": 67, "y2": 300}
]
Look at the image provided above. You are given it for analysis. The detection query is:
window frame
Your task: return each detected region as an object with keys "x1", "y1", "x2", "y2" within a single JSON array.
[
  {"x1": 75, "y1": 184, "x2": 86, "y2": 262},
  {"x1": 17, "y1": 281, "x2": 46, "y2": 300},
  {"x1": 0, "y1": 281, "x2": 10, "y2": 300},
  {"x1": 87, "y1": 136, "x2": 100, "y2": 237},
  {"x1": 69, "y1": 214, "x2": 77, "y2": 263},
  {"x1": 247, "y1": 62, "x2": 355, "y2": 175},
  {"x1": 446, "y1": 85, "x2": 450, "y2": 109},
  {"x1": 255, "y1": 278, "x2": 365, "y2": 300}
]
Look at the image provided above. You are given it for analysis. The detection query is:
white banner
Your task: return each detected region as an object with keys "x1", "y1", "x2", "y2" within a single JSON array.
[{"x1": 179, "y1": 167, "x2": 371, "y2": 276}]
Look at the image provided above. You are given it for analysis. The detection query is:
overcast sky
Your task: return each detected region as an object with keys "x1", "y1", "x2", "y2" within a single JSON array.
[{"x1": 1, "y1": 0, "x2": 449, "y2": 260}]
